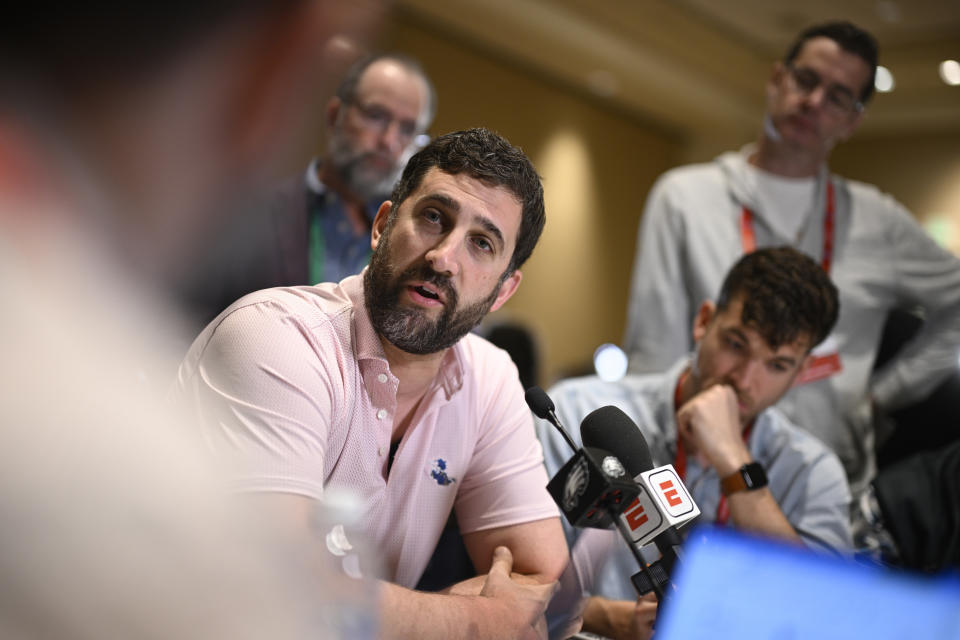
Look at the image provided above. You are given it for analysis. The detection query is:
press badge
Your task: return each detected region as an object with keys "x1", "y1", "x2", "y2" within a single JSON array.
[{"x1": 794, "y1": 334, "x2": 842, "y2": 386}]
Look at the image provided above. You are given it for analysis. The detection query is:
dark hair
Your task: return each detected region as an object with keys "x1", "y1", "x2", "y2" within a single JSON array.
[
  {"x1": 336, "y1": 52, "x2": 437, "y2": 129},
  {"x1": 716, "y1": 247, "x2": 839, "y2": 351},
  {"x1": 388, "y1": 128, "x2": 546, "y2": 273},
  {"x1": 784, "y1": 21, "x2": 879, "y2": 104}
]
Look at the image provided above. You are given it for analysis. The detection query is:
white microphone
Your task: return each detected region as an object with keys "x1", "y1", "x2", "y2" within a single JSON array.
[{"x1": 619, "y1": 463, "x2": 700, "y2": 548}]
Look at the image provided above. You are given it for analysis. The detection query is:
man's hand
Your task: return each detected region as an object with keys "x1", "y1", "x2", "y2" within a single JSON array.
[
  {"x1": 676, "y1": 384, "x2": 750, "y2": 477},
  {"x1": 477, "y1": 546, "x2": 558, "y2": 640},
  {"x1": 582, "y1": 593, "x2": 657, "y2": 640},
  {"x1": 444, "y1": 569, "x2": 544, "y2": 597},
  {"x1": 676, "y1": 385, "x2": 803, "y2": 544}
]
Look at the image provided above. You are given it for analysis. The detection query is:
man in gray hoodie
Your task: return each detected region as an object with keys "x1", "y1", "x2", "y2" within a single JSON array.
[{"x1": 622, "y1": 21, "x2": 960, "y2": 542}]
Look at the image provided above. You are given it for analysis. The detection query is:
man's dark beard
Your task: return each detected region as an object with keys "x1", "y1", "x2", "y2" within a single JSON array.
[{"x1": 364, "y1": 230, "x2": 503, "y2": 355}]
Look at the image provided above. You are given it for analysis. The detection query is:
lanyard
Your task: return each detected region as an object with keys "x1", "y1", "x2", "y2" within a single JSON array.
[
  {"x1": 673, "y1": 371, "x2": 754, "y2": 526},
  {"x1": 740, "y1": 180, "x2": 835, "y2": 273}
]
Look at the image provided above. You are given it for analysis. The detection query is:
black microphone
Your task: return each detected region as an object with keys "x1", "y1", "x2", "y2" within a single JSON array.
[
  {"x1": 581, "y1": 406, "x2": 697, "y2": 596},
  {"x1": 527, "y1": 388, "x2": 664, "y2": 600},
  {"x1": 526, "y1": 386, "x2": 638, "y2": 529},
  {"x1": 526, "y1": 386, "x2": 578, "y2": 453}
]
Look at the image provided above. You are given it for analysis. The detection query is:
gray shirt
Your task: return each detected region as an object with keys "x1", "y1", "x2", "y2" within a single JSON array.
[
  {"x1": 537, "y1": 360, "x2": 852, "y2": 602},
  {"x1": 623, "y1": 147, "x2": 960, "y2": 499}
]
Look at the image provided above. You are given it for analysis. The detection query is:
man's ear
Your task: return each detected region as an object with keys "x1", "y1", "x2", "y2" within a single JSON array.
[
  {"x1": 370, "y1": 200, "x2": 392, "y2": 250},
  {"x1": 765, "y1": 61, "x2": 786, "y2": 105},
  {"x1": 489, "y1": 270, "x2": 523, "y2": 313},
  {"x1": 326, "y1": 95, "x2": 343, "y2": 130},
  {"x1": 692, "y1": 300, "x2": 716, "y2": 343}
]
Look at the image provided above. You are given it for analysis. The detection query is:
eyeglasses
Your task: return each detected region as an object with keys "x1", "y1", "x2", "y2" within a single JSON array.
[
  {"x1": 348, "y1": 100, "x2": 420, "y2": 145},
  {"x1": 784, "y1": 63, "x2": 864, "y2": 115}
]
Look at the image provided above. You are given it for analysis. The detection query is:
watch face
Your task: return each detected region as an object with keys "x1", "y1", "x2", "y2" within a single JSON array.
[{"x1": 743, "y1": 462, "x2": 768, "y2": 489}]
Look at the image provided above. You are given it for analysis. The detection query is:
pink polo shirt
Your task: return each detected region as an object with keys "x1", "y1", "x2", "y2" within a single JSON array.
[{"x1": 175, "y1": 273, "x2": 559, "y2": 587}]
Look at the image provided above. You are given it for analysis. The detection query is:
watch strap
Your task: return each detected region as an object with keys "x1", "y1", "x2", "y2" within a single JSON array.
[{"x1": 720, "y1": 462, "x2": 768, "y2": 496}]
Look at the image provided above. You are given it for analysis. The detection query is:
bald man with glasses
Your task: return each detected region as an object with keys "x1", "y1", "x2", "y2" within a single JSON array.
[
  {"x1": 181, "y1": 52, "x2": 437, "y2": 332},
  {"x1": 622, "y1": 21, "x2": 960, "y2": 549}
]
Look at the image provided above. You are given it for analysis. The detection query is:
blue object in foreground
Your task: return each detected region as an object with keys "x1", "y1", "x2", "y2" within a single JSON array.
[{"x1": 655, "y1": 525, "x2": 960, "y2": 640}]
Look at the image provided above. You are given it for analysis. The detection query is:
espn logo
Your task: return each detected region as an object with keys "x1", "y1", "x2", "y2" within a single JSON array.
[{"x1": 647, "y1": 467, "x2": 696, "y2": 517}]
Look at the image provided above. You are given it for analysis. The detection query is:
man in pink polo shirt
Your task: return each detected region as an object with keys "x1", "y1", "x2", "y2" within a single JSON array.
[{"x1": 176, "y1": 128, "x2": 571, "y2": 639}]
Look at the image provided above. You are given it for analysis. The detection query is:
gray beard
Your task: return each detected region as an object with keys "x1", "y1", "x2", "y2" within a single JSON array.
[{"x1": 327, "y1": 138, "x2": 398, "y2": 201}]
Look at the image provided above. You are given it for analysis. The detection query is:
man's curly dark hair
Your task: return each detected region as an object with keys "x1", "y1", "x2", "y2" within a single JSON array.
[{"x1": 717, "y1": 246, "x2": 840, "y2": 351}]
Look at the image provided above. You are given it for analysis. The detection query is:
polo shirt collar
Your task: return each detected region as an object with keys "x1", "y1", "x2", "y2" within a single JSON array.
[{"x1": 344, "y1": 270, "x2": 465, "y2": 400}]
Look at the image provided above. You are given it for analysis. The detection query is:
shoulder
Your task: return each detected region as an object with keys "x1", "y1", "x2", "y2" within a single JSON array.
[
  {"x1": 653, "y1": 160, "x2": 725, "y2": 194},
  {"x1": 644, "y1": 159, "x2": 732, "y2": 224},
  {"x1": 834, "y1": 173, "x2": 910, "y2": 219},
  {"x1": 754, "y1": 407, "x2": 844, "y2": 473},
  {"x1": 454, "y1": 333, "x2": 529, "y2": 417},
  {"x1": 548, "y1": 375, "x2": 621, "y2": 412},
  {"x1": 220, "y1": 284, "x2": 353, "y2": 339},
  {"x1": 548, "y1": 373, "x2": 662, "y2": 427},
  {"x1": 457, "y1": 332, "x2": 521, "y2": 378},
  {"x1": 179, "y1": 284, "x2": 354, "y2": 377}
]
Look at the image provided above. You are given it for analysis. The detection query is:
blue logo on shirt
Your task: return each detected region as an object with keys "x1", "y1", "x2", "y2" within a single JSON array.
[{"x1": 429, "y1": 458, "x2": 456, "y2": 486}]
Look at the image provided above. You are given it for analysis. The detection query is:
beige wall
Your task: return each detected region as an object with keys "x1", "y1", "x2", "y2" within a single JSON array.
[
  {"x1": 372, "y1": 13, "x2": 960, "y2": 388},
  {"x1": 380, "y1": 14, "x2": 681, "y2": 387}
]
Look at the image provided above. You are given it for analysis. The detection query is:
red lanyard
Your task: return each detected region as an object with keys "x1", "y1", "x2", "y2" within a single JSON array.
[
  {"x1": 740, "y1": 180, "x2": 835, "y2": 274},
  {"x1": 673, "y1": 371, "x2": 753, "y2": 526}
]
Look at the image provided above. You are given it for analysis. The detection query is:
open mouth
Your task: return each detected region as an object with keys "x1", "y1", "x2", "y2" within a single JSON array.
[
  {"x1": 414, "y1": 285, "x2": 440, "y2": 300},
  {"x1": 409, "y1": 283, "x2": 446, "y2": 306}
]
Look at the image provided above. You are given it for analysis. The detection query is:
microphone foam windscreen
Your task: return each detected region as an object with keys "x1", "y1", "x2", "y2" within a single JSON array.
[
  {"x1": 580, "y1": 406, "x2": 654, "y2": 476},
  {"x1": 525, "y1": 386, "x2": 555, "y2": 420}
]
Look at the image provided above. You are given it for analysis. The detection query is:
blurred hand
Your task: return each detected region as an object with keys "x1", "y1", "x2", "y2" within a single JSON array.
[
  {"x1": 630, "y1": 592, "x2": 658, "y2": 640},
  {"x1": 583, "y1": 593, "x2": 657, "y2": 640}
]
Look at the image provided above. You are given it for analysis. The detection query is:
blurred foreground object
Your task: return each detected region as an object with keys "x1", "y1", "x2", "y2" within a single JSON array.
[
  {"x1": 0, "y1": 1, "x2": 384, "y2": 637},
  {"x1": 656, "y1": 526, "x2": 960, "y2": 640}
]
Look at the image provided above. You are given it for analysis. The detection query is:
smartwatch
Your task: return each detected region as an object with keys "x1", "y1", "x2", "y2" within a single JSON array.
[{"x1": 721, "y1": 462, "x2": 768, "y2": 496}]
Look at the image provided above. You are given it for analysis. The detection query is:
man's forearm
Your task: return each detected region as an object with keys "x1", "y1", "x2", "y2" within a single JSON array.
[
  {"x1": 378, "y1": 545, "x2": 555, "y2": 640},
  {"x1": 727, "y1": 488, "x2": 803, "y2": 544},
  {"x1": 378, "y1": 580, "x2": 548, "y2": 640},
  {"x1": 380, "y1": 583, "x2": 502, "y2": 640}
]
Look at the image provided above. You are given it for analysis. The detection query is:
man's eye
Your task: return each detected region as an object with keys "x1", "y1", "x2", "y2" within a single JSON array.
[
  {"x1": 473, "y1": 236, "x2": 493, "y2": 253},
  {"x1": 795, "y1": 69, "x2": 820, "y2": 90},
  {"x1": 827, "y1": 89, "x2": 856, "y2": 110},
  {"x1": 399, "y1": 121, "x2": 417, "y2": 139},
  {"x1": 366, "y1": 107, "x2": 391, "y2": 125},
  {"x1": 422, "y1": 210, "x2": 441, "y2": 224},
  {"x1": 726, "y1": 338, "x2": 745, "y2": 351},
  {"x1": 769, "y1": 362, "x2": 790, "y2": 373}
]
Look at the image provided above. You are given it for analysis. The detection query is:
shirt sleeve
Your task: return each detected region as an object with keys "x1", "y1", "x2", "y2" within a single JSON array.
[
  {"x1": 454, "y1": 352, "x2": 560, "y2": 534},
  {"x1": 174, "y1": 298, "x2": 346, "y2": 499},
  {"x1": 869, "y1": 192, "x2": 960, "y2": 412},
  {"x1": 624, "y1": 173, "x2": 694, "y2": 374}
]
